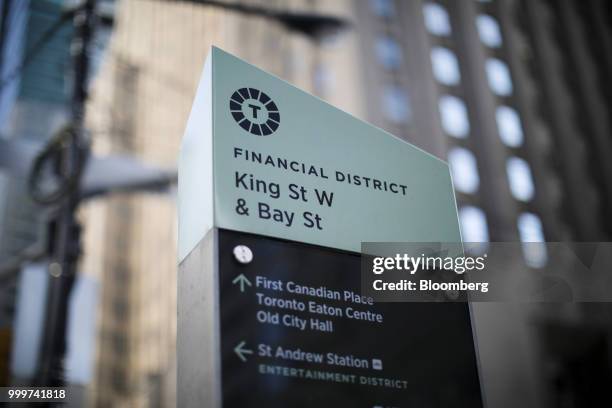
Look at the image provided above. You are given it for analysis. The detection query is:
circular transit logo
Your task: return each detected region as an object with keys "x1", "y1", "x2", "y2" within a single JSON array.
[{"x1": 229, "y1": 88, "x2": 280, "y2": 136}]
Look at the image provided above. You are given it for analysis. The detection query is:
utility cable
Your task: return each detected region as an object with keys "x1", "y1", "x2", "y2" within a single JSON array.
[{"x1": 27, "y1": 124, "x2": 89, "y2": 205}]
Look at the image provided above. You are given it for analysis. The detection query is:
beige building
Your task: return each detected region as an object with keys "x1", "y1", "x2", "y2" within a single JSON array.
[
  {"x1": 81, "y1": 1, "x2": 360, "y2": 407},
  {"x1": 80, "y1": 0, "x2": 612, "y2": 406}
]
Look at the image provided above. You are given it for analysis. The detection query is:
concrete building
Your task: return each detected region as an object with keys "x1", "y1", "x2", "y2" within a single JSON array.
[
  {"x1": 359, "y1": 0, "x2": 611, "y2": 244},
  {"x1": 82, "y1": 0, "x2": 612, "y2": 406},
  {"x1": 82, "y1": 1, "x2": 326, "y2": 406}
]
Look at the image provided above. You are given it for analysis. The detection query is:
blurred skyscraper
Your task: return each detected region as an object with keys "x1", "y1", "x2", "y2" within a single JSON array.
[
  {"x1": 83, "y1": 1, "x2": 326, "y2": 406},
  {"x1": 0, "y1": 0, "x2": 111, "y2": 393},
  {"x1": 343, "y1": 0, "x2": 612, "y2": 246},
  {"x1": 81, "y1": 0, "x2": 611, "y2": 407},
  {"x1": 0, "y1": 0, "x2": 72, "y2": 386},
  {"x1": 0, "y1": 0, "x2": 73, "y2": 263}
]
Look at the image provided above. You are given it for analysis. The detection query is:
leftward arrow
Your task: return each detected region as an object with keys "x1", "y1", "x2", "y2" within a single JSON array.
[
  {"x1": 232, "y1": 274, "x2": 252, "y2": 292},
  {"x1": 234, "y1": 341, "x2": 253, "y2": 362}
]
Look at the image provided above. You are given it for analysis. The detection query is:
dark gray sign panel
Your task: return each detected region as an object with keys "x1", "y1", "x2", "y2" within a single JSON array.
[{"x1": 219, "y1": 230, "x2": 482, "y2": 408}]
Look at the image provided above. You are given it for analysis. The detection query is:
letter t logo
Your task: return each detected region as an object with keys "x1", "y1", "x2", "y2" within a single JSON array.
[{"x1": 248, "y1": 103, "x2": 262, "y2": 119}]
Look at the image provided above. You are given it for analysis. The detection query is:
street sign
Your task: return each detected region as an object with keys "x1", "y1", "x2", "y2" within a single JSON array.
[
  {"x1": 218, "y1": 230, "x2": 481, "y2": 407},
  {"x1": 178, "y1": 47, "x2": 479, "y2": 408},
  {"x1": 178, "y1": 47, "x2": 461, "y2": 262}
]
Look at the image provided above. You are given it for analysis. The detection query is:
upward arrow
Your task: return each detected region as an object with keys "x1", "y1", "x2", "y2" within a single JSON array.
[
  {"x1": 232, "y1": 274, "x2": 252, "y2": 292},
  {"x1": 234, "y1": 341, "x2": 253, "y2": 362}
]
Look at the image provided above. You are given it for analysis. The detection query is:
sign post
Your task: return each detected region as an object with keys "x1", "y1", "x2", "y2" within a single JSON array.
[{"x1": 178, "y1": 47, "x2": 482, "y2": 407}]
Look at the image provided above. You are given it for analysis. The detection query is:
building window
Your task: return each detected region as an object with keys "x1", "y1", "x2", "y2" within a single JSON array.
[
  {"x1": 485, "y1": 58, "x2": 513, "y2": 96},
  {"x1": 112, "y1": 333, "x2": 128, "y2": 355},
  {"x1": 375, "y1": 36, "x2": 402, "y2": 69},
  {"x1": 423, "y1": 2, "x2": 451, "y2": 36},
  {"x1": 506, "y1": 157, "x2": 534, "y2": 201},
  {"x1": 459, "y1": 206, "x2": 489, "y2": 243},
  {"x1": 518, "y1": 212, "x2": 547, "y2": 267},
  {"x1": 382, "y1": 86, "x2": 410, "y2": 123},
  {"x1": 439, "y1": 95, "x2": 470, "y2": 137},
  {"x1": 431, "y1": 47, "x2": 461, "y2": 85},
  {"x1": 112, "y1": 298, "x2": 129, "y2": 320},
  {"x1": 448, "y1": 147, "x2": 479, "y2": 193},
  {"x1": 476, "y1": 14, "x2": 502, "y2": 47},
  {"x1": 370, "y1": 0, "x2": 394, "y2": 17},
  {"x1": 496, "y1": 106, "x2": 523, "y2": 147},
  {"x1": 112, "y1": 366, "x2": 128, "y2": 392},
  {"x1": 518, "y1": 213, "x2": 545, "y2": 241}
]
